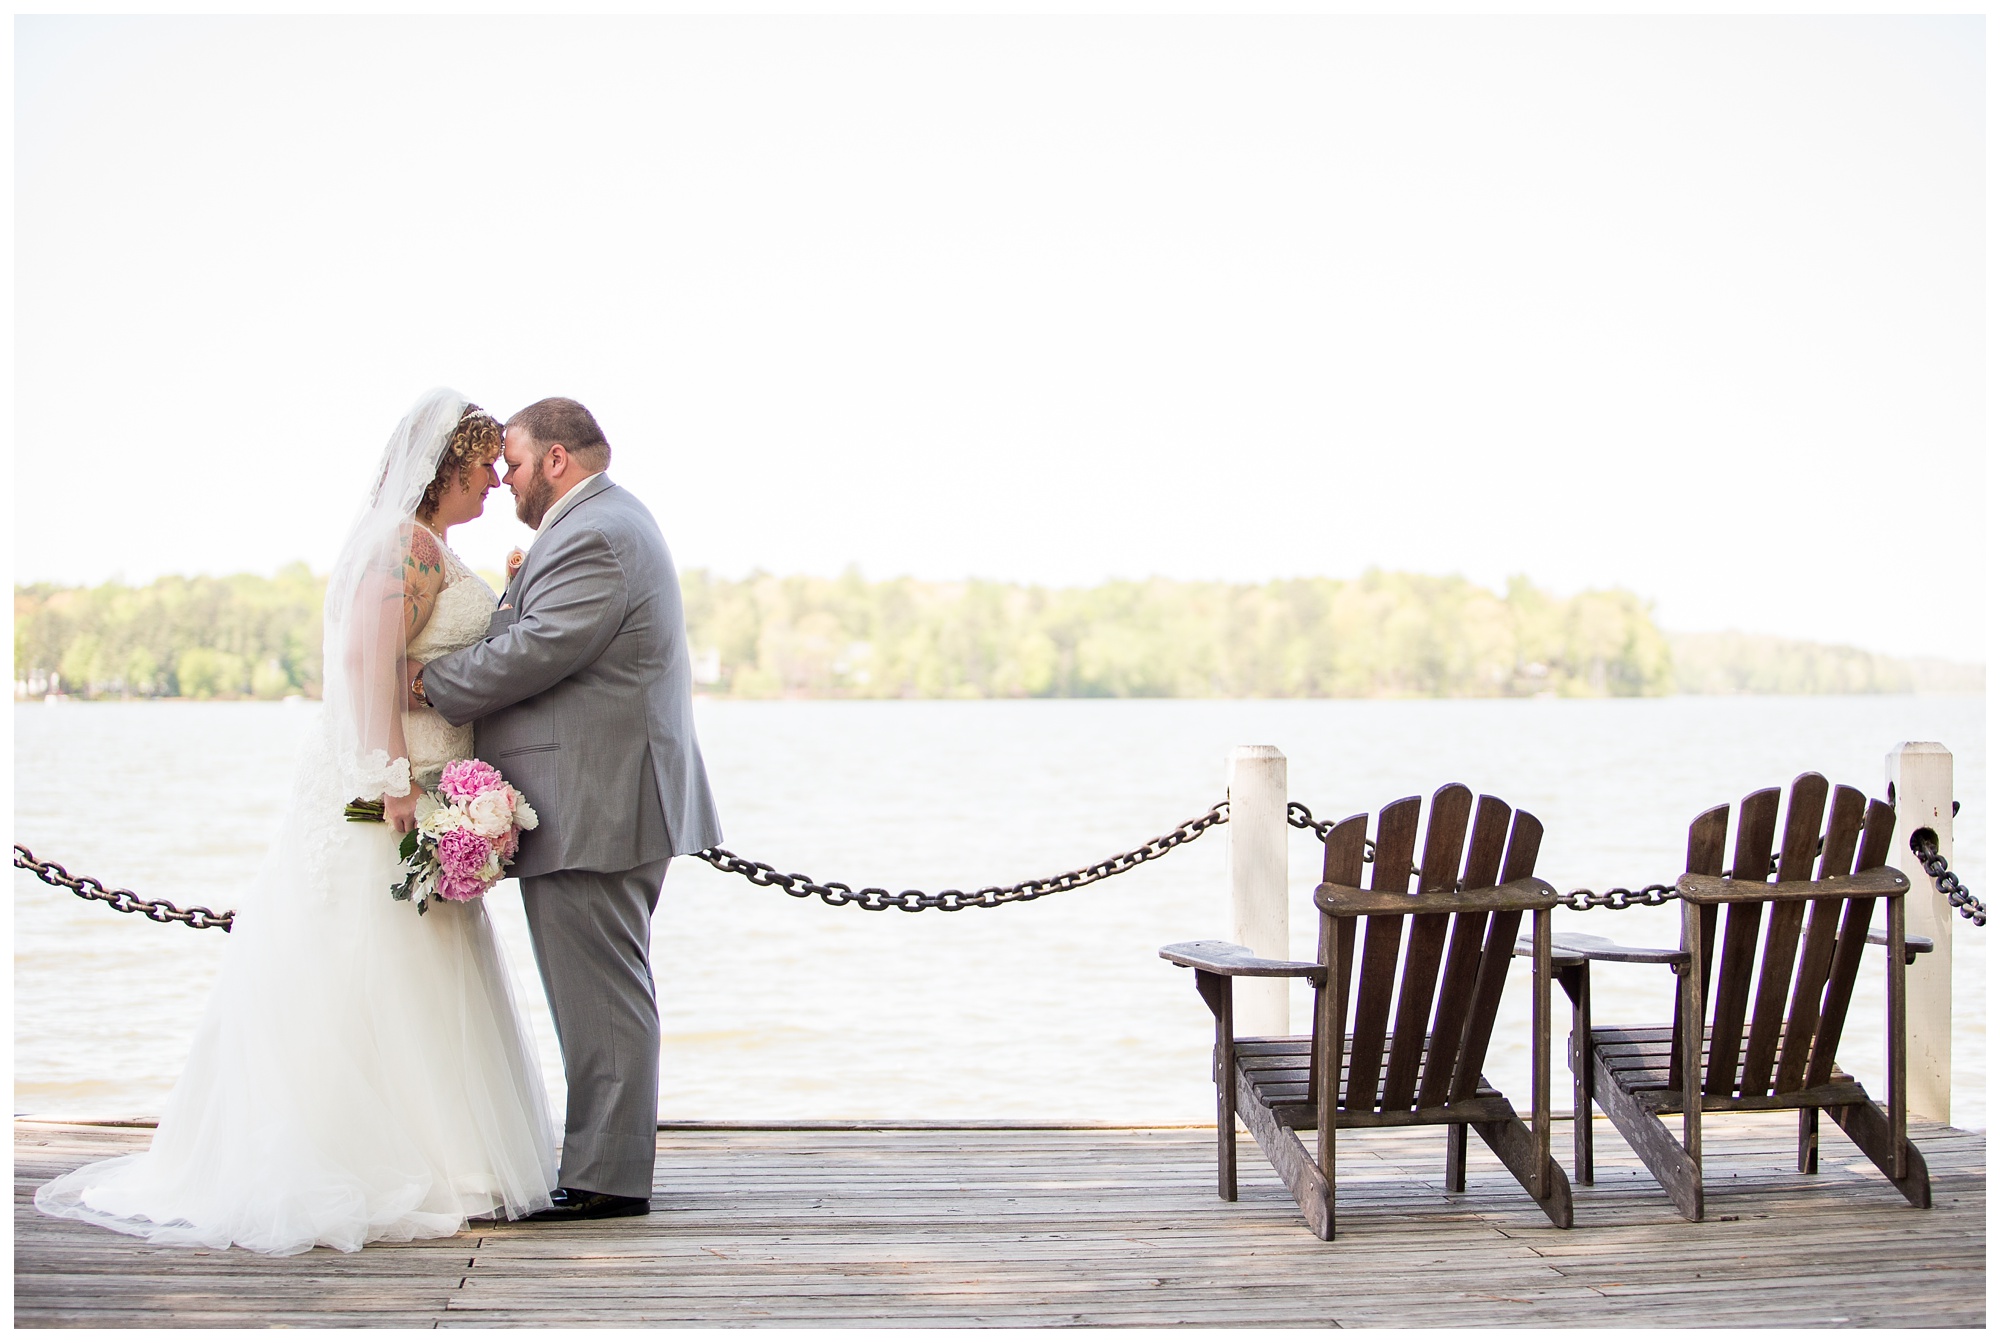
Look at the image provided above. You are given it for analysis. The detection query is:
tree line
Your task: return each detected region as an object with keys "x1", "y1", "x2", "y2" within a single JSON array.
[{"x1": 14, "y1": 566, "x2": 1962, "y2": 701}]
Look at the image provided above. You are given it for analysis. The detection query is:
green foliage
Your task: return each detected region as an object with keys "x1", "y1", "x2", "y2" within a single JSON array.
[
  {"x1": 19, "y1": 566, "x2": 1966, "y2": 701},
  {"x1": 15, "y1": 563, "x2": 323, "y2": 699},
  {"x1": 674, "y1": 567, "x2": 1677, "y2": 699},
  {"x1": 1668, "y1": 632, "x2": 1914, "y2": 695}
]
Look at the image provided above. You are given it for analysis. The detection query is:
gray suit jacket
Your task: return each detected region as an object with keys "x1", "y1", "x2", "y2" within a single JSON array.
[{"x1": 423, "y1": 475, "x2": 722, "y2": 878}]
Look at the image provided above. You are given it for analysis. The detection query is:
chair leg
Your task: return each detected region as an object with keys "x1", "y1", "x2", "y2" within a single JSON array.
[
  {"x1": 1798, "y1": 1107, "x2": 1819, "y2": 1174},
  {"x1": 1235, "y1": 1059, "x2": 1333, "y2": 1240},
  {"x1": 1826, "y1": 1098, "x2": 1931, "y2": 1209},
  {"x1": 1559, "y1": 963, "x2": 1594, "y2": 1186},
  {"x1": 1217, "y1": 1060, "x2": 1238, "y2": 1203},
  {"x1": 1573, "y1": 1046, "x2": 1594, "y2": 1185},
  {"x1": 1446, "y1": 1122, "x2": 1468, "y2": 1192},
  {"x1": 1592, "y1": 1049, "x2": 1702, "y2": 1221},
  {"x1": 1471, "y1": 1113, "x2": 1574, "y2": 1229},
  {"x1": 1195, "y1": 970, "x2": 1237, "y2": 1201}
]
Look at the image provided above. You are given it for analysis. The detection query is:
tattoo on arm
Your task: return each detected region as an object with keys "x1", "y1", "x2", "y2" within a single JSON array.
[{"x1": 402, "y1": 529, "x2": 446, "y2": 640}]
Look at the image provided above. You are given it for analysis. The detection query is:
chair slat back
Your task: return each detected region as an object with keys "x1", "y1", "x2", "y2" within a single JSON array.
[
  {"x1": 1704, "y1": 788, "x2": 1781, "y2": 1096},
  {"x1": 1685, "y1": 773, "x2": 1898, "y2": 1098},
  {"x1": 1668, "y1": 803, "x2": 1730, "y2": 1092},
  {"x1": 1378, "y1": 785, "x2": 1473, "y2": 1110},
  {"x1": 1803, "y1": 798, "x2": 1897, "y2": 1089},
  {"x1": 1342, "y1": 796, "x2": 1421, "y2": 1112},
  {"x1": 1415, "y1": 795, "x2": 1513, "y2": 1109},
  {"x1": 1737, "y1": 775, "x2": 1831, "y2": 1094},
  {"x1": 1449, "y1": 808, "x2": 1543, "y2": 1103},
  {"x1": 1313, "y1": 812, "x2": 1369, "y2": 1117},
  {"x1": 1322, "y1": 785, "x2": 1543, "y2": 1117},
  {"x1": 1774, "y1": 785, "x2": 1868, "y2": 1093}
]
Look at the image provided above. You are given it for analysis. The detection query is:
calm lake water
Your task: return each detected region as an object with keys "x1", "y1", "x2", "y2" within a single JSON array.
[{"x1": 13, "y1": 696, "x2": 1986, "y2": 1129}]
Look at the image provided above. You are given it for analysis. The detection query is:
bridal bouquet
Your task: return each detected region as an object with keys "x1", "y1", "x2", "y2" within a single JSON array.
[{"x1": 368, "y1": 759, "x2": 539, "y2": 913}]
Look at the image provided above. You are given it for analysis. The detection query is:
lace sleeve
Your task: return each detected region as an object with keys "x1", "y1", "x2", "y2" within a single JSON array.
[{"x1": 353, "y1": 749, "x2": 414, "y2": 800}]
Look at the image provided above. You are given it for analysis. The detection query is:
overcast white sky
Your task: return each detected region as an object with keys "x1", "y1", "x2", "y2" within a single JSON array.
[{"x1": 13, "y1": 15, "x2": 1986, "y2": 658}]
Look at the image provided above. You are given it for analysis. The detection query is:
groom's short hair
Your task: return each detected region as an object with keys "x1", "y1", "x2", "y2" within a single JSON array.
[{"x1": 508, "y1": 398, "x2": 611, "y2": 471}]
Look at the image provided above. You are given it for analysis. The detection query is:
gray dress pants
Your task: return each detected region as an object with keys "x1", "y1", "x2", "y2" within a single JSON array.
[{"x1": 520, "y1": 858, "x2": 670, "y2": 1200}]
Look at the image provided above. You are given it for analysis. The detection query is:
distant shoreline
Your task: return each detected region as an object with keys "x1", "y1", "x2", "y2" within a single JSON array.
[{"x1": 16, "y1": 567, "x2": 1983, "y2": 702}]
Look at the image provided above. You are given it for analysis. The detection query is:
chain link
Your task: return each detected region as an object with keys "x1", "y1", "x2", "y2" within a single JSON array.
[
  {"x1": 13, "y1": 845, "x2": 233, "y2": 932},
  {"x1": 695, "y1": 801, "x2": 1231, "y2": 913},
  {"x1": 1285, "y1": 801, "x2": 1378, "y2": 863},
  {"x1": 1555, "y1": 883, "x2": 1680, "y2": 912},
  {"x1": 1911, "y1": 830, "x2": 1984, "y2": 927},
  {"x1": 17, "y1": 803, "x2": 1980, "y2": 928}
]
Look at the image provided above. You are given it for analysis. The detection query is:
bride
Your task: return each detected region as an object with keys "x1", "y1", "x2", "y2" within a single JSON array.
[{"x1": 36, "y1": 389, "x2": 557, "y2": 1254}]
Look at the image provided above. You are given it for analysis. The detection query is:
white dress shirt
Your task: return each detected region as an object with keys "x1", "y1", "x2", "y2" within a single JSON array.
[{"x1": 533, "y1": 472, "x2": 605, "y2": 545}]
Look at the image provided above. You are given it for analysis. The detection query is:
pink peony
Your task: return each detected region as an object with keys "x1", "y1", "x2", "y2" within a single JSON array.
[
  {"x1": 439, "y1": 758, "x2": 506, "y2": 805},
  {"x1": 435, "y1": 827, "x2": 494, "y2": 881},
  {"x1": 497, "y1": 826, "x2": 520, "y2": 860},
  {"x1": 436, "y1": 870, "x2": 488, "y2": 903}
]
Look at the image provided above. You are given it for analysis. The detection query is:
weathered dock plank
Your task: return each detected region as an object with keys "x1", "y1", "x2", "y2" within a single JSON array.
[{"x1": 16, "y1": 1112, "x2": 1983, "y2": 1328}]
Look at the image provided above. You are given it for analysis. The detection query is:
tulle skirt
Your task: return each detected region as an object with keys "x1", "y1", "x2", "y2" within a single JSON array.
[{"x1": 36, "y1": 818, "x2": 557, "y2": 1256}]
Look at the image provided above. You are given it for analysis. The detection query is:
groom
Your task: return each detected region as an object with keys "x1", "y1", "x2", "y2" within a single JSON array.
[{"x1": 410, "y1": 396, "x2": 722, "y2": 1221}]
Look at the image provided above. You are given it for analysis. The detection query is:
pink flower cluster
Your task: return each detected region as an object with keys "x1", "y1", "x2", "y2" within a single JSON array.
[
  {"x1": 393, "y1": 758, "x2": 540, "y2": 912},
  {"x1": 434, "y1": 828, "x2": 494, "y2": 904},
  {"x1": 439, "y1": 758, "x2": 506, "y2": 805}
]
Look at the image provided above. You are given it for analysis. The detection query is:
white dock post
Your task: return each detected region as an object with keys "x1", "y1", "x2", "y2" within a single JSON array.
[
  {"x1": 1887, "y1": 742, "x2": 1954, "y2": 1124},
  {"x1": 1228, "y1": 746, "x2": 1289, "y2": 1037}
]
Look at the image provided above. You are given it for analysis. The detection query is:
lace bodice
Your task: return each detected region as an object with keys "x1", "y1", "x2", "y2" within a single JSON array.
[{"x1": 406, "y1": 536, "x2": 498, "y2": 783}]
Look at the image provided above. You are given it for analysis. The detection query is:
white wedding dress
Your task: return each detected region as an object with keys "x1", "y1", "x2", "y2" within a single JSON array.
[{"x1": 36, "y1": 539, "x2": 557, "y2": 1256}]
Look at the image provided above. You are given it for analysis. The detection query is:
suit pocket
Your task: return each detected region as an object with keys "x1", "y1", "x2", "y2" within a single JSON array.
[
  {"x1": 487, "y1": 605, "x2": 520, "y2": 637},
  {"x1": 495, "y1": 745, "x2": 560, "y2": 852}
]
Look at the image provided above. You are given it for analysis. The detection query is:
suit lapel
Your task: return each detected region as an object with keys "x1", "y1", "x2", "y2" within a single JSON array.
[
  {"x1": 511, "y1": 475, "x2": 615, "y2": 609},
  {"x1": 538, "y1": 474, "x2": 616, "y2": 546}
]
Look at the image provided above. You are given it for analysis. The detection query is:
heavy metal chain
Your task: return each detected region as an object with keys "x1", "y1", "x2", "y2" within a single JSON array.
[
  {"x1": 1911, "y1": 831, "x2": 1984, "y2": 927},
  {"x1": 1554, "y1": 883, "x2": 1680, "y2": 911},
  {"x1": 1285, "y1": 801, "x2": 1376, "y2": 861},
  {"x1": 13, "y1": 845, "x2": 234, "y2": 932},
  {"x1": 695, "y1": 801, "x2": 1232, "y2": 913},
  {"x1": 18, "y1": 805, "x2": 1980, "y2": 927}
]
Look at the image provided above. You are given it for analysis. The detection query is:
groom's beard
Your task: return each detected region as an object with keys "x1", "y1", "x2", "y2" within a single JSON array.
[{"x1": 514, "y1": 469, "x2": 556, "y2": 528}]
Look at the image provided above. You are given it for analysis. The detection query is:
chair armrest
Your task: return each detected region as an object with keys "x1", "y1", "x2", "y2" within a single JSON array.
[
  {"x1": 1160, "y1": 940, "x2": 1324, "y2": 980},
  {"x1": 1868, "y1": 927, "x2": 1935, "y2": 962},
  {"x1": 1511, "y1": 934, "x2": 1588, "y2": 968},
  {"x1": 1514, "y1": 931, "x2": 1689, "y2": 966}
]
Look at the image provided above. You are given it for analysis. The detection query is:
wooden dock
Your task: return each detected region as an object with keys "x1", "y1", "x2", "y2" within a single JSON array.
[{"x1": 15, "y1": 1112, "x2": 1984, "y2": 1328}]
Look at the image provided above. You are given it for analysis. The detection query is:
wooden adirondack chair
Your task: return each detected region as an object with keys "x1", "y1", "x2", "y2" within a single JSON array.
[
  {"x1": 1162, "y1": 784, "x2": 1573, "y2": 1240},
  {"x1": 1568, "y1": 772, "x2": 1931, "y2": 1220}
]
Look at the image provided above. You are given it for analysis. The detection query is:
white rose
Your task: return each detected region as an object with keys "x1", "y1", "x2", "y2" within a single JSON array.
[
  {"x1": 419, "y1": 802, "x2": 467, "y2": 837},
  {"x1": 464, "y1": 789, "x2": 515, "y2": 839},
  {"x1": 514, "y1": 799, "x2": 539, "y2": 831}
]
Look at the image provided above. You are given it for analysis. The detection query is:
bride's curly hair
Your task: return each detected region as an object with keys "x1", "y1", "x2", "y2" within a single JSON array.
[{"x1": 418, "y1": 404, "x2": 504, "y2": 520}]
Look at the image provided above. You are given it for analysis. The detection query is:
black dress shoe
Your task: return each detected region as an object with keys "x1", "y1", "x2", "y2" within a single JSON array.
[{"x1": 522, "y1": 1187, "x2": 651, "y2": 1222}]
